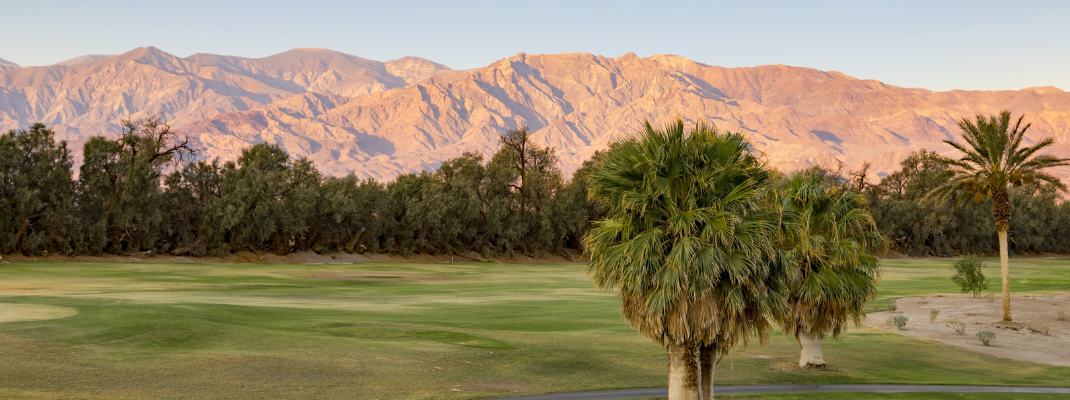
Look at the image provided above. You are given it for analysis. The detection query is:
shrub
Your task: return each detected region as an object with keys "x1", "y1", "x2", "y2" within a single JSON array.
[
  {"x1": 889, "y1": 315, "x2": 909, "y2": 330},
  {"x1": 946, "y1": 320, "x2": 966, "y2": 335},
  {"x1": 977, "y1": 330, "x2": 995, "y2": 346},
  {"x1": 929, "y1": 309, "x2": 940, "y2": 322},
  {"x1": 887, "y1": 302, "x2": 897, "y2": 312},
  {"x1": 952, "y1": 256, "x2": 988, "y2": 298},
  {"x1": 1059, "y1": 312, "x2": 1068, "y2": 321}
]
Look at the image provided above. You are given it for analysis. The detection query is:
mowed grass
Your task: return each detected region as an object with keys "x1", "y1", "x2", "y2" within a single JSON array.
[
  {"x1": 0, "y1": 257, "x2": 1066, "y2": 399},
  {"x1": 723, "y1": 394, "x2": 1070, "y2": 400}
]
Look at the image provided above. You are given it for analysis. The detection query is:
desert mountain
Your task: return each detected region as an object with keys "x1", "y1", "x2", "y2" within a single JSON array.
[{"x1": 1, "y1": 48, "x2": 1067, "y2": 181}]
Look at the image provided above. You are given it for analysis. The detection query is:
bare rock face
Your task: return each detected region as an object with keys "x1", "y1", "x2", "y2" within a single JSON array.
[{"x1": 1, "y1": 48, "x2": 1067, "y2": 181}]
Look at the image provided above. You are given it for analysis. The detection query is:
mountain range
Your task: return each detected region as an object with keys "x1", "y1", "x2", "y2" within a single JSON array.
[{"x1": 1, "y1": 47, "x2": 1068, "y2": 182}]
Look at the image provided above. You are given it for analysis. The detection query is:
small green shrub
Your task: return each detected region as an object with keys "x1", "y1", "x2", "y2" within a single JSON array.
[
  {"x1": 946, "y1": 320, "x2": 966, "y2": 335},
  {"x1": 929, "y1": 309, "x2": 940, "y2": 322},
  {"x1": 889, "y1": 315, "x2": 909, "y2": 330},
  {"x1": 952, "y1": 256, "x2": 988, "y2": 298},
  {"x1": 977, "y1": 330, "x2": 995, "y2": 346},
  {"x1": 887, "y1": 303, "x2": 897, "y2": 312}
]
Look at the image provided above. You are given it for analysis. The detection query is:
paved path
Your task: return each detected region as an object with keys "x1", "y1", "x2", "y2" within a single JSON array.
[{"x1": 499, "y1": 384, "x2": 1070, "y2": 399}]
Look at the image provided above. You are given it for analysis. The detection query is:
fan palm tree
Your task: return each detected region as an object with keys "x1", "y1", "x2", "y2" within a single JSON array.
[
  {"x1": 772, "y1": 170, "x2": 883, "y2": 368},
  {"x1": 927, "y1": 111, "x2": 1068, "y2": 322},
  {"x1": 584, "y1": 120, "x2": 784, "y2": 400}
]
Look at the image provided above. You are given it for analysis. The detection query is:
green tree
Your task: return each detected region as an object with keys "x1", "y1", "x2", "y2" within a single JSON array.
[
  {"x1": 551, "y1": 153, "x2": 606, "y2": 253},
  {"x1": 867, "y1": 151, "x2": 992, "y2": 256},
  {"x1": 0, "y1": 124, "x2": 76, "y2": 254},
  {"x1": 163, "y1": 160, "x2": 225, "y2": 255},
  {"x1": 486, "y1": 128, "x2": 562, "y2": 254},
  {"x1": 306, "y1": 176, "x2": 386, "y2": 253},
  {"x1": 772, "y1": 171, "x2": 882, "y2": 368},
  {"x1": 584, "y1": 121, "x2": 783, "y2": 400},
  {"x1": 77, "y1": 118, "x2": 193, "y2": 254},
  {"x1": 219, "y1": 144, "x2": 318, "y2": 254},
  {"x1": 926, "y1": 111, "x2": 1069, "y2": 322},
  {"x1": 951, "y1": 256, "x2": 988, "y2": 298},
  {"x1": 434, "y1": 153, "x2": 490, "y2": 254}
]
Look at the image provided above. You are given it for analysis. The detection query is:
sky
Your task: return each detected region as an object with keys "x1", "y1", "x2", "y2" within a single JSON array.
[{"x1": 3, "y1": 0, "x2": 1069, "y2": 91}]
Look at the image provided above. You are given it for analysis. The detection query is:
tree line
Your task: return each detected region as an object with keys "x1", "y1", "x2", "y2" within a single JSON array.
[
  {"x1": 0, "y1": 119, "x2": 600, "y2": 257},
  {"x1": 860, "y1": 150, "x2": 1070, "y2": 255},
  {"x1": 1, "y1": 118, "x2": 1067, "y2": 257}
]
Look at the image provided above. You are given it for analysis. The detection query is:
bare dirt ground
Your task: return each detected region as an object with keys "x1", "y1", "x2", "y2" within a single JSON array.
[{"x1": 867, "y1": 294, "x2": 1070, "y2": 367}]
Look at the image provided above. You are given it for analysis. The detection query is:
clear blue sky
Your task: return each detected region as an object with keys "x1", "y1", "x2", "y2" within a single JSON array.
[{"x1": 4, "y1": 0, "x2": 1069, "y2": 90}]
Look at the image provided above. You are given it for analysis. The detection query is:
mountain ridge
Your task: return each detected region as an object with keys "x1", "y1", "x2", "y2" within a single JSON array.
[{"x1": 0, "y1": 47, "x2": 1067, "y2": 181}]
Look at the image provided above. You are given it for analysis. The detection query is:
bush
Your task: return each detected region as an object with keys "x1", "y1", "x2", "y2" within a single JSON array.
[
  {"x1": 1059, "y1": 312, "x2": 1068, "y2": 321},
  {"x1": 977, "y1": 330, "x2": 995, "y2": 346},
  {"x1": 952, "y1": 256, "x2": 988, "y2": 298},
  {"x1": 946, "y1": 320, "x2": 966, "y2": 335},
  {"x1": 889, "y1": 315, "x2": 909, "y2": 330},
  {"x1": 929, "y1": 309, "x2": 940, "y2": 322}
]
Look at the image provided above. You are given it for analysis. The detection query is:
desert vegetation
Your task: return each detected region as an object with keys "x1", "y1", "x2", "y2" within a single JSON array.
[
  {"x1": 952, "y1": 257, "x2": 989, "y2": 298},
  {"x1": 923, "y1": 111, "x2": 1069, "y2": 321},
  {"x1": 4, "y1": 113, "x2": 1070, "y2": 260},
  {"x1": 770, "y1": 170, "x2": 883, "y2": 369},
  {"x1": 2, "y1": 113, "x2": 1069, "y2": 398},
  {"x1": 584, "y1": 122, "x2": 782, "y2": 399}
]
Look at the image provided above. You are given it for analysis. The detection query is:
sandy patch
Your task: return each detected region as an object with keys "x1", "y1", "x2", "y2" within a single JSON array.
[
  {"x1": 867, "y1": 294, "x2": 1070, "y2": 367},
  {"x1": 0, "y1": 303, "x2": 77, "y2": 323}
]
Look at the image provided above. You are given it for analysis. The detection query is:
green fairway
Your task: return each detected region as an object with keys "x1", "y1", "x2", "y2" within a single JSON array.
[
  {"x1": 0, "y1": 257, "x2": 1067, "y2": 399},
  {"x1": 723, "y1": 393, "x2": 1070, "y2": 400}
]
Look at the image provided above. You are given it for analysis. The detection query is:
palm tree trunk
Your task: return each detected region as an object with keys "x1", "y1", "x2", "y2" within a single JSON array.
[
  {"x1": 667, "y1": 344, "x2": 700, "y2": 400},
  {"x1": 993, "y1": 190, "x2": 1012, "y2": 323},
  {"x1": 798, "y1": 332, "x2": 826, "y2": 368},
  {"x1": 699, "y1": 344, "x2": 716, "y2": 400},
  {"x1": 998, "y1": 227, "x2": 1011, "y2": 322}
]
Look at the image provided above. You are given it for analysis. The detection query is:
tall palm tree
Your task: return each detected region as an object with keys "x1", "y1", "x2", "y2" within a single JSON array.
[
  {"x1": 584, "y1": 120, "x2": 784, "y2": 400},
  {"x1": 772, "y1": 170, "x2": 883, "y2": 368},
  {"x1": 927, "y1": 111, "x2": 1068, "y2": 322}
]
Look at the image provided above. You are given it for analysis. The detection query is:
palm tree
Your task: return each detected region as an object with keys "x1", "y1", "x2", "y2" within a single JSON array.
[
  {"x1": 772, "y1": 170, "x2": 883, "y2": 368},
  {"x1": 584, "y1": 120, "x2": 784, "y2": 400},
  {"x1": 927, "y1": 111, "x2": 1068, "y2": 322}
]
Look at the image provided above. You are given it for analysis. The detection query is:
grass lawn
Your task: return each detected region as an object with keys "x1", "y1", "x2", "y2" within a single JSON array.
[
  {"x1": 722, "y1": 394, "x2": 1070, "y2": 400},
  {"x1": 0, "y1": 257, "x2": 1067, "y2": 399}
]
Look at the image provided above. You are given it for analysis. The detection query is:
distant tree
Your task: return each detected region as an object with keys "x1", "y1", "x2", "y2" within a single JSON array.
[
  {"x1": 163, "y1": 160, "x2": 225, "y2": 255},
  {"x1": 926, "y1": 111, "x2": 1069, "y2": 322},
  {"x1": 848, "y1": 162, "x2": 872, "y2": 192},
  {"x1": 585, "y1": 121, "x2": 783, "y2": 400},
  {"x1": 550, "y1": 153, "x2": 606, "y2": 253},
  {"x1": 219, "y1": 144, "x2": 321, "y2": 254},
  {"x1": 772, "y1": 171, "x2": 882, "y2": 368},
  {"x1": 77, "y1": 118, "x2": 193, "y2": 254},
  {"x1": 486, "y1": 128, "x2": 562, "y2": 254},
  {"x1": 380, "y1": 172, "x2": 438, "y2": 254},
  {"x1": 1008, "y1": 186, "x2": 1061, "y2": 253},
  {"x1": 306, "y1": 176, "x2": 386, "y2": 253},
  {"x1": 867, "y1": 151, "x2": 993, "y2": 256},
  {"x1": 0, "y1": 124, "x2": 76, "y2": 254}
]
